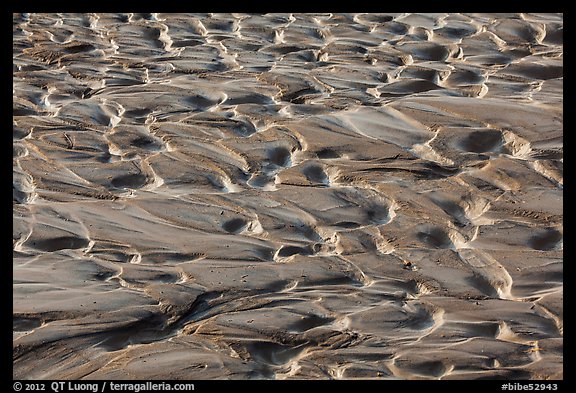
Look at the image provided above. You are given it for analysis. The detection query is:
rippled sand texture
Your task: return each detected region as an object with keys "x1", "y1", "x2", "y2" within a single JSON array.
[{"x1": 13, "y1": 13, "x2": 563, "y2": 380}]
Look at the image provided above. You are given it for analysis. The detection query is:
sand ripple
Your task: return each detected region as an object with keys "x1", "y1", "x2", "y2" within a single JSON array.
[{"x1": 13, "y1": 13, "x2": 562, "y2": 380}]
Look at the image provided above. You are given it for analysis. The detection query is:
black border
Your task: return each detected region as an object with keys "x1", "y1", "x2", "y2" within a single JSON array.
[{"x1": 10, "y1": 5, "x2": 567, "y2": 390}]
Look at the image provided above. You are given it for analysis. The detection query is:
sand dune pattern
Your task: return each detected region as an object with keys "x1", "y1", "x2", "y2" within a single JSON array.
[{"x1": 13, "y1": 13, "x2": 562, "y2": 379}]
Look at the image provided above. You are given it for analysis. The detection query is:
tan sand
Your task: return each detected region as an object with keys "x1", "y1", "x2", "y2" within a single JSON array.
[{"x1": 13, "y1": 13, "x2": 562, "y2": 379}]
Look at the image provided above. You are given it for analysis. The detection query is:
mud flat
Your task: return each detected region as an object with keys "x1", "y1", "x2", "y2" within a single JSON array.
[{"x1": 13, "y1": 13, "x2": 562, "y2": 379}]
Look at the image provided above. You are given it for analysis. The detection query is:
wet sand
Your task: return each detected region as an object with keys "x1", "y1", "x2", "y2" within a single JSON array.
[{"x1": 13, "y1": 13, "x2": 562, "y2": 379}]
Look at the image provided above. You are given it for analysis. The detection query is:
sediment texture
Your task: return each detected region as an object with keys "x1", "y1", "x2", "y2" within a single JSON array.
[{"x1": 13, "y1": 13, "x2": 563, "y2": 379}]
